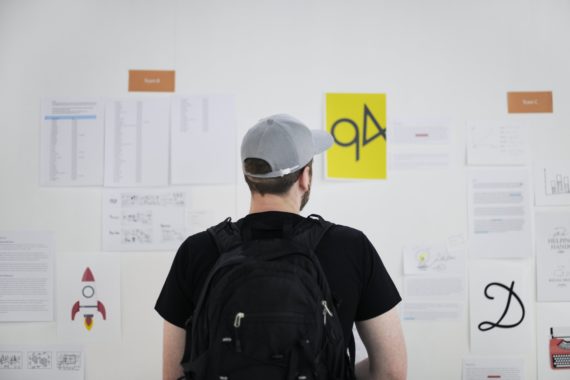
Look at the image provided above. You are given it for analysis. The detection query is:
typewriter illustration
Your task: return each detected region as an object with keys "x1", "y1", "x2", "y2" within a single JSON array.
[{"x1": 550, "y1": 327, "x2": 570, "y2": 369}]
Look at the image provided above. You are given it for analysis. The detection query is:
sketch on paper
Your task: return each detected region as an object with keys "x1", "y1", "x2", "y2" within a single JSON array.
[
  {"x1": 57, "y1": 351, "x2": 82, "y2": 371},
  {"x1": 0, "y1": 351, "x2": 23, "y2": 369},
  {"x1": 27, "y1": 351, "x2": 52, "y2": 369}
]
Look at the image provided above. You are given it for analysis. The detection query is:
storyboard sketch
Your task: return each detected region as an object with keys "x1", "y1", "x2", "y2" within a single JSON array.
[
  {"x1": 0, "y1": 231, "x2": 54, "y2": 322},
  {"x1": 102, "y1": 189, "x2": 187, "y2": 251},
  {"x1": 40, "y1": 99, "x2": 105, "y2": 186},
  {"x1": 0, "y1": 345, "x2": 84, "y2": 380},
  {"x1": 171, "y1": 95, "x2": 237, "y2": 184}
]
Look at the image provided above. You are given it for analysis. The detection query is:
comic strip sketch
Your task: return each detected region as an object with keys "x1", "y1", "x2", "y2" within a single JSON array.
[
  {"x1": 57, "y1": 351, "x2": 82, "y2": 371},
  {"x1": 0, "y1": 351, "x2": 23, "y2": 369},
  {"x1": 27, "y1": 351, "x2": 52, "y2": 369}
]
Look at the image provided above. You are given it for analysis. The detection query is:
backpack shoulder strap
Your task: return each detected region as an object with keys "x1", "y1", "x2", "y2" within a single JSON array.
[
  {"x1": 291, "y1": 214, "x2": 334, "y2": 251},
  {"x1": 207, "y1": 217, "x2": 242, "y2": 254}
]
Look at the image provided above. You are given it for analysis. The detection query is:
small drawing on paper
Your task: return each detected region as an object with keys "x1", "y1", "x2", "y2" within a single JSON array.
[
  {"x1": 0, "y1": 351, "x2": 23, "y2": 369},
  {"x1": 57, "y1": 351, "x2": 82, "y2": 371},
  {"x1": 27, "y1": 351, "x2": 52, "y2": 369},
  {"x1": 122, "y1": 228, "x2": 152, "y2": 244}
]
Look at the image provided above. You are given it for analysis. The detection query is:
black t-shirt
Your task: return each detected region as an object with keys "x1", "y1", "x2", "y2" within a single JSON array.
[{"x1": 155, "y1": 212, "x2": 401, "y2": 357}]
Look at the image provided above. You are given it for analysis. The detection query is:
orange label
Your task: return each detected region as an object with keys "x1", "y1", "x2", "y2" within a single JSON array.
[
  {"x1": 508, "y1": 91, "x2": 553, "y2": 113},
  {"x1": 128, "y1": 70, "x2": 175, "y2": 92}
]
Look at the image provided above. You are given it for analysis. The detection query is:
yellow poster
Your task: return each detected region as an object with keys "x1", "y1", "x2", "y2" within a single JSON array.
[{"x1": 325, "y1": 93, "x2": 387, "y2": 179}]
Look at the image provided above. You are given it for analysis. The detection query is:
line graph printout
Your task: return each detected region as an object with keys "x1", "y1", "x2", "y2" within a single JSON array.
[
  {"x1": 466, "y1": 121, "x2": 529, "y2": 166},
  {"x1": 104, "y1": 98, "x2": 170, "y2": 187},
  {"x1": 171, "y1": 95, "x2": 236, "y2": 184},
  {"x1": 534, "y1": 161, "x2": 570, "y2": 206},
  {"x1": 468, "y1": 168, "x2": 532, "y2": 258},
  {"x1": 102, "y1": 189, "x2": 187, "y2": 251},
  {"x1": 40, "y1": 99, "x2": 104, "y2": 186},
  {"x1": 0, "y1": 345, "x2": 84, "y2": 380}
]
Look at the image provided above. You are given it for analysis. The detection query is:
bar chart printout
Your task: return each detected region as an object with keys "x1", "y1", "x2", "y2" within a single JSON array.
[{"x1": 534, "y1": 161, "x2": 570, "y2": 206}]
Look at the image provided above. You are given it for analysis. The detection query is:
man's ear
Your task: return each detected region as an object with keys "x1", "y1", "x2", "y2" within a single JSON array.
[{"x1": 298, "y1": 166, "x2": 311, "y2": 192}]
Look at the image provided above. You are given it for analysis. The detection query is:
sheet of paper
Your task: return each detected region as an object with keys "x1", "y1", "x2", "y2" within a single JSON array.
[
  {"x1": 470, "y1": 261, "x2": 531, "y2": 355},
  {"x1": 462, "y1": 356, "x2": 524, "y2": 380},
  {"x1": 466, "y1": 121, "x2": 529, "y2": 166},
  {"x1": 0, "y1": 344, "x2": 84, "y2": 380},
  {"x1": 402, "y1": 276, "x2": 464, "y2": 321},
  {"x1": 57, "y1": 254, "x2": 120, "y2": 342},
  {"x1": 40, "y1": 99, "x2": 104, "y2": 186},
  {"x1": 389, "y1": 119, "x2": 451, "y2": 170},
  {"x1": 403, "y1": 241, "x2": 466, "y2": 275},
  {"x1": 536, "y1": 211, "x2": 570, "y2": 302},
  {"x1": 467, "y1": 168, "x2": 532, "y2": 258},
  {"x1": 536, "y1": 303, "x2": 570, "y2": 378},
  {"x1": 0, "y1": 232, "x2": 54, "y2": 321},
  {"x1": 102, "y1": 189, "x2": 187, "y2": 251},
  {"x1": 534, "y1": 160, "x2": 570, "y2": 206},
  {"x1": 171, "y1": 95, "x2": 236, "y2": 184},
  {"x1": 104, "y1": 98, "x2": 170, "y2": 187}
]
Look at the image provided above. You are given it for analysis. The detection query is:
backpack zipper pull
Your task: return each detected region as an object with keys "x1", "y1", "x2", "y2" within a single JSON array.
[
  {"x1": 233, "y1": 312, "x2": 245, "y2": 352},
  {"x1": 322, "y1": 301, "x2": 333, "y2": 325}
]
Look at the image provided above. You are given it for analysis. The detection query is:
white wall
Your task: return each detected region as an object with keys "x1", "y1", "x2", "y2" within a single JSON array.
[{"x1": 1, "y1": 0, "x2": 569, "y2": 379}]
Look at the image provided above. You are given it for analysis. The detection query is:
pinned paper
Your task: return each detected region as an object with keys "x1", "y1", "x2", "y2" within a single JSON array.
[{"x1": 325, "y1": 93, "x2": 387, "y2": 179}]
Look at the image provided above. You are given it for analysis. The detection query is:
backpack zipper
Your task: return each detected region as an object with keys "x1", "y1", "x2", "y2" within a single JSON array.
[
  {"x1": 322, "y1": 300, "x2": 333, "y2": 325},
  {"x1": 233, "y1": 312, "x2": 245, "y2": 352}
]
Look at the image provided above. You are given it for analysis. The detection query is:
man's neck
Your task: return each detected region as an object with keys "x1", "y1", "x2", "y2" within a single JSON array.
[{"x1": 249, "y1": 193, "x2": 299, "y2": 214}]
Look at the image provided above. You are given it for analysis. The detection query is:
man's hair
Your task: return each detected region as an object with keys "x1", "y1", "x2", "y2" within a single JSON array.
[{"x1": 243, "y1": 158, "x2": 312, "y2": 196}]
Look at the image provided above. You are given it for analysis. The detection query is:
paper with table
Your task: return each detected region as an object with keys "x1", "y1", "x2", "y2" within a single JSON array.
[
  {"x1": 171, "y1": 95, "x2": 237, "y2": 184},
  {"x1": 40, "y1": 99, "x2": 105, "y2": 186},
  {"x1": 466, "y1": 121, "x2": 529, "y2": 166},
  {"x1": 104, "y1": 98, "x2": 170, "y2": 187}
]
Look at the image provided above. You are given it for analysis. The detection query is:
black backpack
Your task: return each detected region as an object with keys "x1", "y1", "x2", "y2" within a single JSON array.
[{"x1": 180, "y1": 214, "x2": 355, "y2": 380}]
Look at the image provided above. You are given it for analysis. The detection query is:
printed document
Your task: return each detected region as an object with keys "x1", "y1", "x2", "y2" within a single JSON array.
[
  {"x1": 104, "y1": 98, "x2": 170, "y2": 187},
  {"x1": 462, "y1": 356, "x2": 524, "y2": 380},
  {"x1": 171, "y1": 95, "x2": 236, "y2": 184},
  {"x1": 467, "y1": 121, "x2": 529, "y2": 166},
  {"x1": 536, "y1": 211, "x2": 570, "y2": 302},
  {"x1": 0, "y1": 232, "x2": 54, "y2": 321},
  {"x1": 102, "y1": 189, "x2": 187, "y2": 251},
  {"x1": 467, "y1": 168, "x2": 532, "y2": 258},
  {"x1": 40, "y1": 99, "x2": 104, "y2": 186}
]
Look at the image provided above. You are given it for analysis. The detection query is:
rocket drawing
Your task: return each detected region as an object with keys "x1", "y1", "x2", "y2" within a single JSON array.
[{"x1": 71, "y1": 267, "x2": 107, "y2": 330}]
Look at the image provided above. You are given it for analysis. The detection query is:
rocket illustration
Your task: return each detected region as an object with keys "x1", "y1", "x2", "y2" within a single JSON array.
[{"x1": 71, "y1": 267, "x2": 107, "y2": 330}]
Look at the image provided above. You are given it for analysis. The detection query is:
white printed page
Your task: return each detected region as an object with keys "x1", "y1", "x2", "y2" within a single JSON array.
[
  {"x1": 102, "y1": 189, "x2": 187, "y2": 251},
  {"x1": 0, "y1": 344, "x2": 84, "y2": 380},
  {"x1": 389, "y1": 119, "x2": 451, "y2": 170},
  {"x1": 467, "y1": 121, "x2": 529, "y2": 166},
  {"x1": 171, "y1": 95, "x2": 236, "y2": 184},
  {"x1": 536, "y1": 211, "x2": 570, "y2": 302},
  {"x1": 0, "y1": 232, "x2": 54, "y2": 322},
  {"x1": 40, "y1": 99, "x2": 104, "y2": 186},
  {"x1": 104, "y1": 98, "x2": 170, "y2": 187},
  {"x1": 463, "y1": 357, "x2": 524, "y2": 380},
  {"x1": 467, "y1": 168, "x2": 532, "y2": 258}
]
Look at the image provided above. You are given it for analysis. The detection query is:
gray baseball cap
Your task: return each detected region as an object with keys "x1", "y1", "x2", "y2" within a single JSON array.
[{"x1": 241, "y1": 114, "x2": 333, "y2": 178}]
